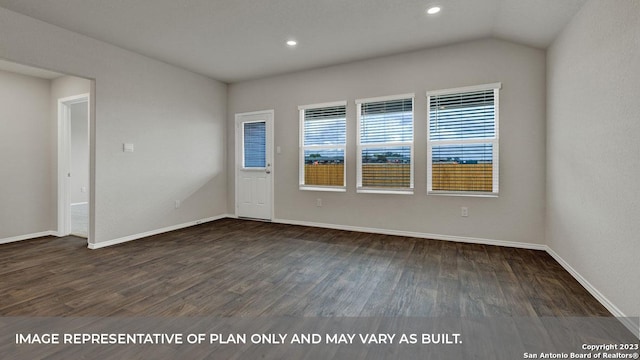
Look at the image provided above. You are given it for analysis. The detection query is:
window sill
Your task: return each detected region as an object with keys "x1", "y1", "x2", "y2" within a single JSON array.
[
  {"x1": 357, "y1": 188, "x2": 414, "y2": 195},
  {"x1": 300, "y1": 186, "x2": 346, "y2": 192},
  {"x1": 428, "y1": 191, "x2": 498, "y2": 198}
]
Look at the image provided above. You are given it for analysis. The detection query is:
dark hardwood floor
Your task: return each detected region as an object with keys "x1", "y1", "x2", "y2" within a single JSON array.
[{"x1": 0, "y1": 218, "x2": 611, "y2": 317}]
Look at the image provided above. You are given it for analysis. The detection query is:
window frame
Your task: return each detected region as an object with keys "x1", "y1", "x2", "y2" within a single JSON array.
[
  {"x1": 355, "y1": 93, "x2": 415, "y2": 195},
  {"x1": 298, "y1": 100, "x2": 348, "y2": 192},
  {"x1": 242, "y1": 120, "x2": 267, "y2": 170},
  {"x1": 426, "y1": 83, "x2": 501, "y2": 197}
]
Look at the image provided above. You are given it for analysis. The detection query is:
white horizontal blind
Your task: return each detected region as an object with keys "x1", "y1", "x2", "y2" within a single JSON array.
[
  {"x1": 357, "y1": 96, "x2": 414, "y2": 191},
  {"x1": 428, "y1": 84, "x2": 499, "y2": 194},
  {"x1": 243, "y1": 121, "x2": 266, "y2": 168},
  {"x1": 299, "y1": 103, "x2": 346, "y2": 189},
  {"x1": 429, "y1": 90, "x2": 495, "y2": 141}
]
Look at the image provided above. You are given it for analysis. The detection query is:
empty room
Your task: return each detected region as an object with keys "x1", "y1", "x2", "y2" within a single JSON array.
[{"x1": 0, "y1": 0, "x2": 638, "y2": 359}]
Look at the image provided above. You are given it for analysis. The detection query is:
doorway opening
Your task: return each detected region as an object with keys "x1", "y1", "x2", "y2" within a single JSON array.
[
  {"x1": 58, "y1": 94, "x2": 90, "y2": 238},
  {"x1": 0, "y1": 59, "x2": 94, "y2": 247}
]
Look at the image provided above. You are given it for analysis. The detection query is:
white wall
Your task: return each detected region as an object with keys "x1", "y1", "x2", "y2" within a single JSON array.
[
  {"x1": 70, "y1": 102, "x2": 89, "y2": 204},
  {"x1": 547, "y1": 0, "x2": 640, "y2": 318},
  {"x1": 0, "y1": 69, "x2": 52, "y2": 239},
  {"x1": 228, "y1": 38, "x2": 547, "y2": 246},
  {"x1": 51, "y1": 75, "x2": 91, "y2": 101},
  {"x1": 0, "y1": 7, "x2": 228, "y2": 245}
]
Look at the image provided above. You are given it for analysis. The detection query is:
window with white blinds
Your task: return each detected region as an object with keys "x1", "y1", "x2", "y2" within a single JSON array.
[
  {"x1": 356, "y1": 94, "x2": 414, "y2": 193},
  {"x1": 299, "y1": 101, "x2": 347, "y2": 191},
  {"x1": 427, "y1": 83, "x2": 500, "y2": 195},
  {"x1": 243, "y1": 121, "x2": 266, "y2": 168}
]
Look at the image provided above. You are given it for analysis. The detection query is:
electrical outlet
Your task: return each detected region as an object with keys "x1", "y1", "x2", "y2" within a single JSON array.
[
  {"x1": 461, "y1": 207, "x2": 468, "y2": 217},
  {"x1": 175, "y1": 200, "x2": 181, "y2": 209},
  {"x1": 316, "y1": 198, "x2": 322, "y2": 207}
]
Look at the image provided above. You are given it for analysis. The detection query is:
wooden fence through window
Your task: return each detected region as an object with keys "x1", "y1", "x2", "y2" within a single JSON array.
[{"x1": 304, "y1": 163, "x2": 492, "y2": 192}]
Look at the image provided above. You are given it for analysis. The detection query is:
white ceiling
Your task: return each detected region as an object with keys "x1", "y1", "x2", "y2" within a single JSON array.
[{"x1": 0, "y1": 0, "x2": 586, "y2": 83}]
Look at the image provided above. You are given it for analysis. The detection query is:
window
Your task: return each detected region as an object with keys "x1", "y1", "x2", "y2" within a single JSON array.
[
  {"x1": 427, "y1": 83, "x2": 501, "y2": 195},
  {"x1": 356, "y1": 94, "x2": 414, "y2": 194},
  {"x1": 243, "y1": 121, "x2": 266, "y2": 168},
  {"x1": 299, "y1": 101, "x2": 347, "y2": 191}
]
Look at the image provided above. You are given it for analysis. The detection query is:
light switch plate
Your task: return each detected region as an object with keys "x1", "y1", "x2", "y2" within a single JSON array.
[{"x1": 123, "y1": 143, "x2": 134, "y2": 152}]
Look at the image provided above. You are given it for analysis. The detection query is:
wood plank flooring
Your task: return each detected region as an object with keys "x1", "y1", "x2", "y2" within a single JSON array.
[{"x1": 0, "y1": 218, "x2": 611, "y2": 317}]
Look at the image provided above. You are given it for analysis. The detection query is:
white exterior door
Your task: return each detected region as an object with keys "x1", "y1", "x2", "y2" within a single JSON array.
[{"x1": 236, "y1": 110, "x2": 273, "y2": 220}]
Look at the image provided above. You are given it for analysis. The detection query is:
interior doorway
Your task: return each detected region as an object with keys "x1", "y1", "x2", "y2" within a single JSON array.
[{"x1": 58, "y1": 94, "x2": 90, "y2": 238}]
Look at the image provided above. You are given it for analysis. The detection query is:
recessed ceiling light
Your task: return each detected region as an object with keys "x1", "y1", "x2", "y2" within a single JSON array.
[
  {"x1": 427, "y1": 6, "x2": 441, "y2": 15},
  {"x1": 286, "y1": 40, "x2": 297, "y2": 46}
]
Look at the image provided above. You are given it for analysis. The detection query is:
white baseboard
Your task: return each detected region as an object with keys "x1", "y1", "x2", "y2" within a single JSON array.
[
  {"x1": 70, "y1": 202, "x2": 89, "y2": 206},
  {"x1": 87, "y1": 213, "x2": 544, "y2": 251},
  {"x1": 546, "y1": 246, "x2": 639, "y2": 338},
  {"x1": 272, "y1": 218, "x2": 547, "y2": 250},
  {"x1": 273, "y1": 218, "x2": 637, "y2": 337},
  {"x1": 87, "y1": 214, "x2": 229, "y2": 249},
  {"x1": 83, "y1": 213, "x2": 637, "y2": 338},
  {"x1": 0, "y1": 231, "x2": 57, "y2": 245}
]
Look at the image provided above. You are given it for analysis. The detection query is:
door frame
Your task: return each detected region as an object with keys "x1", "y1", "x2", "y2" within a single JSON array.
[
  {"x1": 234, "y1": 109, "x2": 274, "y2": 220},
  {"x1": 57, "y1": 93, "x2": 90, "y2": 237}
]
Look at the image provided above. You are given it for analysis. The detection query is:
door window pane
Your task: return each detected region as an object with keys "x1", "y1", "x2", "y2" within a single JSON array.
[{"x1": 244, "y1": 121, "x2": 266, "y2": 168}]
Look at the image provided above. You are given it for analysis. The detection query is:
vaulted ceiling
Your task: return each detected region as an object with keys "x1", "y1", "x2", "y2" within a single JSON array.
[{"x1": 0, "y1": 0, "x2": 586, "y2": 83}]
